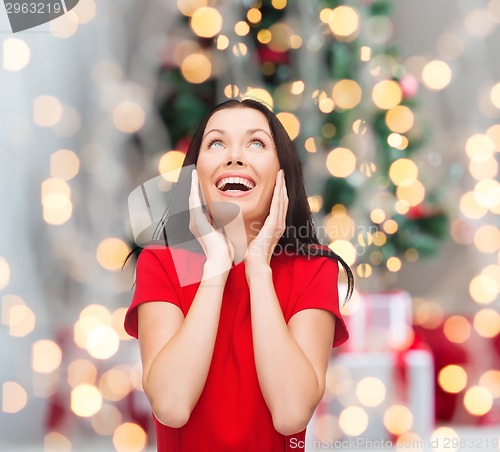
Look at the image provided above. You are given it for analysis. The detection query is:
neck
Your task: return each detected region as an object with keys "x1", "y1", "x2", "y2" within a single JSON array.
[{"x1": 217, "y1": 216, "x2": 263, "y2": 264}]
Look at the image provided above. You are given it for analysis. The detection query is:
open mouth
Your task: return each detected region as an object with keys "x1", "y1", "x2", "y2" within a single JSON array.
[{"x1": 216, "y1": 177, "x2": 256, "y2": 193}]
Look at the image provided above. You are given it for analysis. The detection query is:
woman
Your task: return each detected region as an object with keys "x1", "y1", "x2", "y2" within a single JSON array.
[{"x1": 124, "y1": 99, "x2": 353, "y2": 451}]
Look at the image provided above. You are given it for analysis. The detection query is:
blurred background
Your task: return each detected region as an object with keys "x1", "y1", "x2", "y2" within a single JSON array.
[{"x1": 0, "y1": 0, "x2": 499, "y2": 450}]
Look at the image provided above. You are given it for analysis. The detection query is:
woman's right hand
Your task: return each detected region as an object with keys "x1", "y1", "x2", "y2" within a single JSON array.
[{"x1": 189, "y1": 169, "x2": 234, "y2": 276}]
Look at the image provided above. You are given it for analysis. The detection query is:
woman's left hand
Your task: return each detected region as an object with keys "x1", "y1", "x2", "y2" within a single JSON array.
[{"x1": 244, "y1": 169, "x2": 288, "y2": 270}]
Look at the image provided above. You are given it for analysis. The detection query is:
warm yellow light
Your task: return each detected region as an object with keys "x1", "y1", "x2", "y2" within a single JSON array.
[
  {"x1": 0, "y1": 257, "x2": 10, "y2": 291},
  {"x1": 159, "y1": 150, "x2": 185, "y2": 182},
  {"x1": 44, "y1": 432, "x2": 71, "y2": 451},
  {"x1": 356, "y1": 263, "x2": 372, "y2": 278},
  {"x1": 319, "y1": 8, "x2": 332, "y2": 24},
  {"x1": 68, "y1": 359, "x2": 97, "y2": 388},
  {"x1": 96, "y1": 238, "x2": 130, "y2": 271},
  {"x1": 2, "y1": 381, "x2": 27, "y2": 413},
  {"x1": 247, "y1": 8, "x2": 262, "y2": 24},
  {"x1": 276, "y1": 112, "x2": 300, "y2": 140},
  {"x1": 464, "y1": 386, "x2": 493, "y2": 416},
  {"x1": 473, "y1": 309, "x2": 500, "y2": 338},
  {"x1": 112, "y1": 307, "x2": 132, "y2": 341},
  {"x1": 356, "y1": 377, "x2": 386, "y2": 407},
  {"x1": 99, "y1": 367, "x2": 132, "y2": 402},
  {"x1": 326, "y1": 147, "x2": 356, "y2": 178},
  {"x1": 50, "y1": 11, "x2": 79, "y2": 38},
  {"x1": 291, "y1": 81, "x2": 305, "y2": 95},
  {"x1": 474, "y1": 180, "x2": 500, "y2": 209},
  {"x1": 385, "y1": 106, "x2": 414, "y2": 133},
  {"x1": 459, "y1": 191, "x2": 487, "y2": 219},
  {"x1": 32, "y1": 340, "x2": 62, "y2": 373},
  {"x1": 372, "y1": 231, "x2": 387, "y2": 246},
  {"x1": 33, "y1": 95, "x2": 63, "y2": 127},
  {"x1": 383, "y1": 219, "x2": 398, "y2": 234},
  {"x1": 113, "y1": 423, "x2": 147, "y2": 452},
  {"x1": 328, "y1": 6, "x2": 360, "y2": 41},
  {"x1": 486, "y1": 124, "x2": 500, "y2": 151},
  {"x1": 479, "y1": 370, "x2": 500, "y2": 398},
  {"x1": 112, "y1": 101, "x2": 145, "y2": 134},
  {"x1": 190, "y1": 7, "x2": 222, "y2": 38},
  {"x1": 469, "y1": 273, "x2": 498, "y2": 304},
  {"x1": 91, "y1": 404, "x2": 122, "y2": 436},
  {"x1": 372, "y1": 80, "x2": 403, "y2": 109},
  {"x1": 328, "y1": 240, "x2": 356, "y2": 266},
  {"x1": 325, "y1": 209, "x2": 355, "y2": 241},
  {"x1": 321, "y1": 123, "x2": 336, "y2": 138},
  {"x1": 469, "y1": 158, "x2": 498, "y2": 181},
  {"x1": 389, "y1": 158, "x2": 418, "y2": 186},
  {"x1": 180, "y1": 53, "x2": 212, "y2": 84},
  {"x1": 413, "y1": 300, "x2": 444, "y2": 329},
  {"x1": 216, "y1": 35, "x2": 229, "y2": 50},
  {"x1": 50, "y1": 149, "x2": 80, "y2": 181},
  {"x1": 224, "y1": 84, "x2": 239, "y2": 98},
  {"x1": 491, "y1": 82, "x2": 500, "y2": 108},
  {"x1": 443, "y1": 316, "x2": 471, "y2": 343},
  {"x1": 87, "y1": 325, "x2": 120, "y2": 360},
  {"x1": 438, "y1": 365, "x2": 467, "y2": 393},
  {"x1": 466, "y1": 134, "x2": 495, "y2": 162},
  {"x1": 431, "y1": 427, "x2": 459, "y2": 451},
  {"x1": 242, "y1": 87, "x2": 273, "y2": 109},
  {"x1": 307, "y1": 195, "x2": 323, "y2": 213},
  {"x1": 318, "y1": 97, "x2": 334, "y2": 113},
  {"x1": 422, "y1": 60, "x2": 452, "y2": 90},
  {"x1": 3, "y1": 38, "x2": 31, "y2": 71},
  {"x1": 268, "y1": 23, "x2": 293, "y2": 52},
  {"x1": 177, "y1": 0, "x2": 207, "y2": 16},
  {"x1": 384, "y1": 405, "x2": 413, "y2": 435},
  {"x1": 232, "y1": 43, "x2": 248, "y2": 57},
  {"x1": 290, "y1": 34, "x2": 302, "y2": 49},
  {"x1": 304, "y1": 138, "x2": 316, "y2": 153},
  {"x1": 272, "y1": 0, "x2": 286, "y2": 9},
  {"x1": 360, "y1": 46, "x2": 372, "y2": 61},
  {"x1": 71, "y1": 384, "x2": 103, "y2": 417},
  {"x1": 257, "y1": 29, "x2": 272, "y2": 44},
  {"x1": 474, "y1": 224, "x2": 500, "y2": 254},
  {"x1": 352, "y1": 119, "x2": 368, "y2": 135},
  {"x1": 331, "y1": 79, "x2": 362, "y2": 109},
  {"x1": 338, "y1": 406, "x2": 368, "y2": 436},
  {"x1": 386, "y1": 256, "x2": 402, "y2": 272},
  {"x1": 370, "y1": 208, "x2": 386, "y2": 224},
  {"x1": 8, "y1": 304, "x2": 36, "y2": 337},
  {"x1": 234, "y1": 21, "x2": 250, "y2": 36},
  {"x1": 387, "y1": 133, "x2": 403, "y2": 148},
  {"x1": 396, "y1": 180, "x2": 425, "y2": 207}
]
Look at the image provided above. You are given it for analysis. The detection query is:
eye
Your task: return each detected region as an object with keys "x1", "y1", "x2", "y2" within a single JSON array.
[
  {"x1": 249, "y1": 138, "x2": 266, "y2": 148},
  {"x1": 207, "y1": 139, "x2": 225, "y2": 149}
]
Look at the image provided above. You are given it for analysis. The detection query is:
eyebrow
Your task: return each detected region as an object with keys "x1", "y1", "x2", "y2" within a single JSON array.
[{"x1": 202, "y1": 128, "x2": 273, "y2": 141}]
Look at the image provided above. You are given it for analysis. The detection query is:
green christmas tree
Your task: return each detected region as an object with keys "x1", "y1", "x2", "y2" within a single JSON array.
[{"x1": 131, "y1": 0, "x2": 449, "y2": 287}]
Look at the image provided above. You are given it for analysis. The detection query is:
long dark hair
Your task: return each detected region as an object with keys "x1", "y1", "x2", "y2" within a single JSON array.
[{"x1": 125, "y1": 98, "x2": 354, "y2": 304}]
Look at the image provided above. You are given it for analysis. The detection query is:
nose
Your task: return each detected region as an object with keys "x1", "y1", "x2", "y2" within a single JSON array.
[
  {"x1": 226, "y1": 159, "x2": 244, "y2": 166},
  {"x1": 225, "y1": 146, "x2": 246, "y2": 167}
]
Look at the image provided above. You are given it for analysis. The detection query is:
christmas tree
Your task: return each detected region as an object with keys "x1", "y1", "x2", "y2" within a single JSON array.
[{"x1": 131, "y1": 0, "x2": 449, "y2": 288}]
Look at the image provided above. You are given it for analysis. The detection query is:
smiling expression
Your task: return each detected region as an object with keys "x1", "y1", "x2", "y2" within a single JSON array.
[{"x1": 196, "y1": 107, "x2": 281, "y2": 226}]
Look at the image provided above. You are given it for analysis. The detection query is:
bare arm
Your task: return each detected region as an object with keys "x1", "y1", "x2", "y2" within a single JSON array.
[
  {"x1": 138, "y1": 266, "x2": 228, "y2": 427},
  {"x1": 247, "y1": 265, "x2": 335, "y2": 436},
  {"x1": 138, "y1": 169, "x2": 234, "y2": 427}
]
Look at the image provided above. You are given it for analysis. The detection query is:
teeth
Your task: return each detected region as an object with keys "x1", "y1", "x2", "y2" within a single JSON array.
[{"x1": 216, "y1": 177, "x2": 255, "y2": 190}]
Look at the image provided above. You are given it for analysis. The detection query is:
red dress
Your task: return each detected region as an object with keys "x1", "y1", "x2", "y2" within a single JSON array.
[{"x1": 124, "y1": 245, "x2": 348, "y2": 452}]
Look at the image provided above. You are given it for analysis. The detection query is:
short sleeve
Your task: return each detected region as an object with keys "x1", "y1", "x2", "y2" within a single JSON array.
[
  {"x1": 124, "y1": 247, "x2": 183, "y2": 339},
  {"x1": 291, "y1": 257, "x2": 349, "y2": 348}
]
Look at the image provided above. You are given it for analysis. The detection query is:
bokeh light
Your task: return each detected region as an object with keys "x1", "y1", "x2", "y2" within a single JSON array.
[
  {"x1": 326, "y1": 147, "x2": 356, "y2": 177},
  {"x1": 71, "y1": 384, "x2": 103, "y2": 417},
  {"x1": 437, "y1": 365, "x2": 467, "y2": 393},
  {"x1": 113, "y1": 423, "x2": 147, "y2": 452},
  {"x1": 383, "y1": 405, "x2": 413, "y2": 435},
  {"x1": 190, "y1": 7, "x2": 222, "y2": 38},
  {"x1": 2, "y1": 381, "x2": 28, "y2": 413},
  {"x1": 463, "y1": 386, "x2": 493, "y2": 416},
  {"x1": 338, "y1": 406, "x2": 368, "y2": 436}
]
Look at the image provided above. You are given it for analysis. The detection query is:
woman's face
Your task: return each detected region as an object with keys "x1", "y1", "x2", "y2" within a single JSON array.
[{"x1": 196, "y1": 107, "x2": 281, "y2": 226}]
